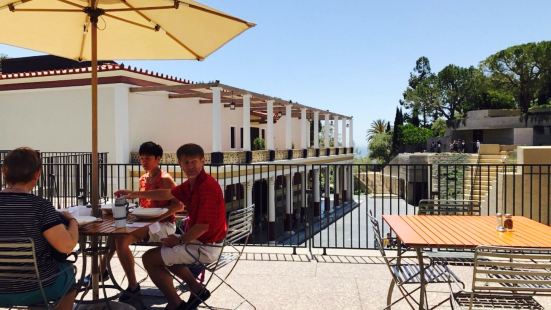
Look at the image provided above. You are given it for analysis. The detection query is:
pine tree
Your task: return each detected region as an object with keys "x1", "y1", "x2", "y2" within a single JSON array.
[{"x1": 391, "y1": 107, "x2": 404, "y2": 156}]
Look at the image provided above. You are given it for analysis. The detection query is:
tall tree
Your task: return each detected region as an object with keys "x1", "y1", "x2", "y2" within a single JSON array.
[
  {"x1": 391, "y1": 107, "x2": 404, "y2": 156},
  {"x1": 401, "y1": 57, "x2": 436, "y2": 126},
  {"x1": 481, "y1": 42, "x2": 543, "y2": 113},
  {"x1": 366, "y1": 119, "x2": 388, "y2": 142},
  {"x1": 436, "y1": 65, "x2": 483, "y2": 120}
]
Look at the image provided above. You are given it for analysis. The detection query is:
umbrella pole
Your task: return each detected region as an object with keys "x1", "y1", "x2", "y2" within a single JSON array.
[
  {"x1": 90, "y1": 11, "x2": 100, "y2": 302},
  {"x1": 91, "y1": 16, "x2": 99, "y2": 217}
]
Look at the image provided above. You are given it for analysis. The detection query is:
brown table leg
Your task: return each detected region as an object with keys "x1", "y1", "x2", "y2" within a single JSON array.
[
  {"x1": 91, "y1": 235, "x2": 100, "y2": 301},
  {"x1": 416, "y1": 248, "x2": 427, "y2": 310}
]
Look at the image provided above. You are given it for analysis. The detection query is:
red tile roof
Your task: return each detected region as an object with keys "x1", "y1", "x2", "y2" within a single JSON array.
[{"x1": 0, "y1": 63, "x2": 192, "y2": 84}]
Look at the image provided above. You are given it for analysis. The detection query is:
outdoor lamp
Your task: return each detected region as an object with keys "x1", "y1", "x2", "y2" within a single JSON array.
[
  {"x1": 230, "y1": 91, "x2": 236, "y2": 110},
  {"x1": 346, "y1": 122, "x2": 350, "y2": 128}
]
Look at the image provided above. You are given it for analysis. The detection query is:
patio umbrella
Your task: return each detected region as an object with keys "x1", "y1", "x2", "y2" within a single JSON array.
[{"x1": 0, "y1": 0, "x2": 254, "y2": 215}]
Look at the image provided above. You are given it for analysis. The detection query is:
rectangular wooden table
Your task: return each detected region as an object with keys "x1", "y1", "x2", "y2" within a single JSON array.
[
  {"x1": 78, "y1": 209, "x2": 174, "y2": 302},
  {"x1": 382, "y1": 215, "x2": 551, "y2": 309}
]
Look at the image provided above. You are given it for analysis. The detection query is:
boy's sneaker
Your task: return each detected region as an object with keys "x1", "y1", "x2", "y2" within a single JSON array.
[
  {"x1": 83, "y1": 270, "x2": 110, "y2": 286},
  {"x1": 185, "y1": 288, "x2": 210, "y2": 310},
  {"x1": 118, "y1": 284, "x2": 141, "y2": 302}
]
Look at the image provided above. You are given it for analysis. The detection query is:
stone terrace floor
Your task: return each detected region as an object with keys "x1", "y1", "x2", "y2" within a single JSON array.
[{"x1": 75, "y1": 246, "x2": 551, "y2": 310}]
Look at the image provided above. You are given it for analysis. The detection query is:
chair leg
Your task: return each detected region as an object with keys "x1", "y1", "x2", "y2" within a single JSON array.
[{"x1": 386, "y1": 279, "x2": 395, "y2": 308}]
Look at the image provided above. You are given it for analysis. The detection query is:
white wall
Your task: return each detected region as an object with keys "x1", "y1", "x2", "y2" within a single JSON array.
[
  {"x1": 128, "y1": 94, "x2": 213, "y2": 154},
  {"x1": 0, "y1": 85, "x2": 128, "y2": 162}
]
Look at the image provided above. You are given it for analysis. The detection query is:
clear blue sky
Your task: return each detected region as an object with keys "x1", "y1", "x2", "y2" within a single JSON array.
[{"x1": 2, "y1": 0, "x2": 551, "y2": 149}]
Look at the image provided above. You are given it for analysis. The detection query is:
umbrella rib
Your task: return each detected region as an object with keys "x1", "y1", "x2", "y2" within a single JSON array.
[
  {"x1": 116, "y1": 1, "x2": 204, "y2": 60},
  {"x1": 78, "y1": 16, "x2": 90, "y2": 61},
  {"x1": 103, "y1": 12, "x2": 158, "y2": 31},
  {"x1": 180, "y1": 0, "x2": 256, "y2": 27},
  {"x1": 104, "y1": 5, "x2": 177, "y2": 13}
]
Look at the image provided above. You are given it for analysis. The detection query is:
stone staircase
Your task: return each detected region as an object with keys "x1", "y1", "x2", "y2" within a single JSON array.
[{"x1": 462, "y1": 151, "x2": 508, "y2": 203}]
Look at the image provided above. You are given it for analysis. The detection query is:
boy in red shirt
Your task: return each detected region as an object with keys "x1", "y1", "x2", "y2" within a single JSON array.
[{"x1": 116, "y1": 143, "x2": 226, "y2": 310}]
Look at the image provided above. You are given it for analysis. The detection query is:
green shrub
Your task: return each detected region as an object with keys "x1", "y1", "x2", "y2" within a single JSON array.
[
  {"x1": 252, "y1": 137, "x2": 265, "y2": 150},
  {"x1": 401, "y1": 124, "x2": 433, "y2": 145}
]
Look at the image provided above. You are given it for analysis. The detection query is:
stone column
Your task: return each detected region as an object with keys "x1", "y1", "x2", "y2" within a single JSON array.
[
  {"x1": 285, "y1": 174, "x2": 293, "y2": 231},
  {"x1": 334, "y1": 116, "x2": 340, "y2": 147},
  {"x1": 246, "y1": 180, "x2": 253, "y2": 207},
  {"x1": 342, "y1": 166, "x2": 348, "y2": 203},
  {"x1": 301, "y1": 170, "x2": 307, "y2": 222},
  {"x1": 342, "y1": 119, "x2": 348, "y2": 148},
  {"x1": 211, "y1": 86, "x2": 223, "y2": 164},
  {"x1": 349, "y1": 118, "x2": 354, "y2": 150},
  {"x1": 324, "y1": 167, "x2": 331, "y2": 211},
  {"x1": 313, "y1": 111, "x2": 319, "y2": 149},
  {"x1": 334, "y1": 166, "x2": 340, "y2": 207},
  {"x1": 313, "y1": 168, "x2": 320, "y2": 216},
  {"x1": 242, "y1": 94, "x2": 251, "y2": 151},
  {"x1": 349, "y1": 163, "x2": 355, "y2": 201},
  {"x1": 300, "y1": 108, "x2": 307, "y2": 149},
  {"x1": 266, "y1": 100, "x2": 274, "y2": 151},
  {"x1": 324, "y1": 114, "x2": 330, "y2": 148},
  {"x1": 268, "y1": 176, "x2": 275, "y2": 242},
  {"x1": 285, "y1": 104, "x2": 293, "y2": 149}
]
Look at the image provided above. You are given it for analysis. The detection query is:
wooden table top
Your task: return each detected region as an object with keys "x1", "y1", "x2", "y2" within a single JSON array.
[
  {"x1": 382, "y1": 215, "x2": 551, "y2": 249},
  {"x1": 79, "y1": 210, "x2": 174, "y2": 236}
]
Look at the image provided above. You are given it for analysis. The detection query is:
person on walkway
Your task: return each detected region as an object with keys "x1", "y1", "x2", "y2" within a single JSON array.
[
  {"x1": 99, "y1": 141, "x2": 182, "y2": 302},
  {"x1": 116, "y1": 143, "x2": 227, "y2": 310},
  {"x1": 476, "y1": 140, "x2": 481, "y2": 153},
  {"x1": 0, "y1": 148, "x2": 78, "y2": 310}
]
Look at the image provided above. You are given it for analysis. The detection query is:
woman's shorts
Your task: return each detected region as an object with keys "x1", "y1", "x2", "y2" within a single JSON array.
[{"x1": 0, "y1": 262, "x2": 75, "y2": 306}]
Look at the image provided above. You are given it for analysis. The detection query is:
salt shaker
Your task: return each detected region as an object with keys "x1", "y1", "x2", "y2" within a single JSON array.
[{"x1": 496, "y1": 213, "x2": 505, "y2": 232}]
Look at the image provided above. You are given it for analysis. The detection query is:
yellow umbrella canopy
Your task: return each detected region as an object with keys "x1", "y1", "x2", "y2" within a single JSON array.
[
  {"x1": 0, "y1": 0, "x2": 255, "y2": 61},
  {"x1": 0, "y1": 0, "x2": 254, "y2": 214}
]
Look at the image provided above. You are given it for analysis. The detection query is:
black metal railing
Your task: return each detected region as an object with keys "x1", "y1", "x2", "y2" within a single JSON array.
[{"x1": 1, "y1": 161, "x2": 550, "y2": 251}]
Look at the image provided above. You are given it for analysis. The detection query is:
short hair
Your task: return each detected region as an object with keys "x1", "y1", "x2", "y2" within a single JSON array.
[
  {"x1": 176, "y1": 143, "x2": 204, "y2": 160},
  {"x1": 139, "y1": 141, "x2": 163, "y2": 158},
  {"x1": 2, "y1": 147, "x2": 41, "y2": 185}
]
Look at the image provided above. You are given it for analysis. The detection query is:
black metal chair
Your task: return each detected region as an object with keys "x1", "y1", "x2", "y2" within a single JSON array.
[
  {"x1": 369, "y1": 212, "x2": 464, "y2": 309},
  {"x1": 0, "y1": 237, "x2": 76, "y2": 309},
  {"x1": 418, "y1": 199, "x2": 481, "y2": 265},
  {"x1": 182, "y1": 204, "x2": 256, "y2": 310},
  {"x1": 452, "y1": 245, "x2": 551, "y2": 309}
]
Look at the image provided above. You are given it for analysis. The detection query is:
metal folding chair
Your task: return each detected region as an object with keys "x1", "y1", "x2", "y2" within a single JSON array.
[
  {"x1": 452, "y1": 245, "x2": 551, "y2": 309},
  {"x1": 369, "y1": 213, "x2": 464, "y2": 310},
  {"x1": 418, "y1": 199, "x2": 481, "y2": 265},
  {"x1": 184, "y1": 204, "x2": 256, "y2": 309},
  {"x1": 417, "y1": 199, "x2": 480, "y2": 216},
  {"x1": 0, "y1": 237, "x2": 76, "y2": 309}
]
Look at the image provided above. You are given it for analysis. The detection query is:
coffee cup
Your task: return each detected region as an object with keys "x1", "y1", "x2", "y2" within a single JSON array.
[{"x1": 113, "y1": 197, "x2": 128, "y2": 228}]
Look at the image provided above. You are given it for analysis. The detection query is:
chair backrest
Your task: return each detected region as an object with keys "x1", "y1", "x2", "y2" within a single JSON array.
[
  {"x1": 0, "y1": 237, "x2": 51, "y2": 307},
  {"x1": 472, "y1": 245, "x2": 551, "y2": 296},
  {"x1": 368, "y1": 211, "x2": 390, "y2": 263},
  {"x1": 0, "y1": 237, "x2": 41, "y2": 285},
  {"x1": 417, "y1": 199, "x2": 480, "y2": 216},
  {"x1": 225, "y1": 204, "x2": 255, "y2": 245}
]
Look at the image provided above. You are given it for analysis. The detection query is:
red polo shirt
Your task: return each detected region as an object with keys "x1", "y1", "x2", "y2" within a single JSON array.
[{"x1": 171, "y1": 169, "x2": 227, "y2": 244}]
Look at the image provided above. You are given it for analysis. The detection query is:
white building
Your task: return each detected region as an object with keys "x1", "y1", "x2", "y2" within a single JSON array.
[{"x1": 0, "y1": 56, "x2": 356, "y2": 242}]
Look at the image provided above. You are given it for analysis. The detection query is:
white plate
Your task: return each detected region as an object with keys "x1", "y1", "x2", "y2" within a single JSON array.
[
  {"x1": 74, "y1": 215, "x2": 98, "y2": 225},
  {"x1": 132, "y1": 208, "x2": 167, "y2": 219}
]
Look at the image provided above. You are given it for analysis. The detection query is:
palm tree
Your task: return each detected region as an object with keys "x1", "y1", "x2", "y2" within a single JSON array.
[{"x1": 366, "y1": 119, "x2": 388, "y2": 142}]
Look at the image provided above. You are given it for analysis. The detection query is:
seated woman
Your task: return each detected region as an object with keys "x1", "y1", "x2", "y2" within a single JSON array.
[{"x1": 0, "y1": 147, "x2": 79, "y2": 310}]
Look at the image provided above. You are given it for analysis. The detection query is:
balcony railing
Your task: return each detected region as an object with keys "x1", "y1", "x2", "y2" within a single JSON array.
[
  {"x1": 2, "y1": 160, "x2": 550, "y2": 251},
  {"x1": 130, "y1": 147, "x2": 354, "y2": 165}
]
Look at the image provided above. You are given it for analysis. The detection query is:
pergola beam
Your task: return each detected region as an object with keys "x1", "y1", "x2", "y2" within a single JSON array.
[{"x1": 130, "y1": 81, "x2": 350, "y2": 119}]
